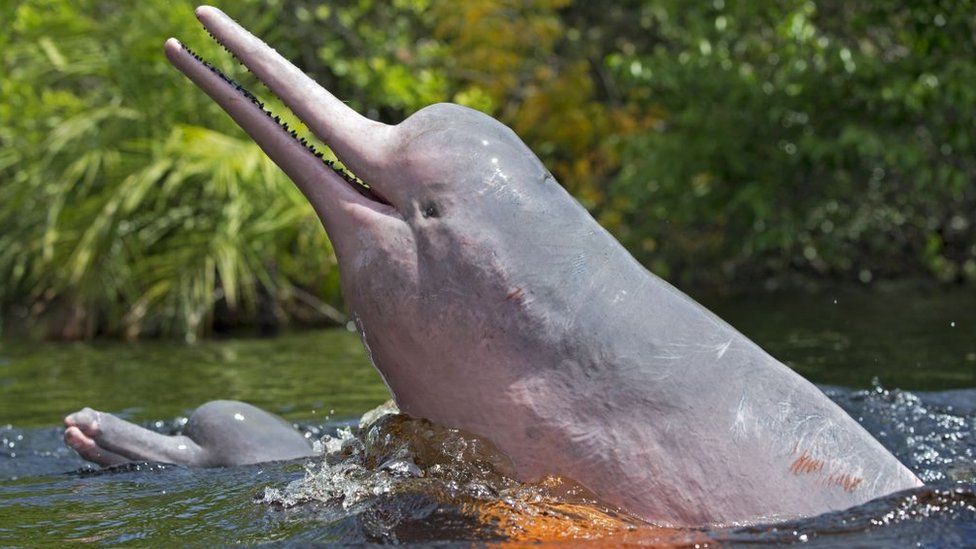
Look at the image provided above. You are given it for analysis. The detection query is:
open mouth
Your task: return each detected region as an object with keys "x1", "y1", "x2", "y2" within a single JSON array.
[{"x1": 169, "y1": 11, "x2": 392, "y2": 208}]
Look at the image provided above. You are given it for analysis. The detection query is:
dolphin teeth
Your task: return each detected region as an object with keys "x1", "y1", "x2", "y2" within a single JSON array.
[{"x1": 184, "y1": 29, "x2": 377, "y2": 196}]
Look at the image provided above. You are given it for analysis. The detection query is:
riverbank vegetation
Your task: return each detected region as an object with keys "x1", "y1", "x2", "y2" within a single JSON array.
[{"x1": 2, "y1": 0, "x2": 973, "y2": 339}]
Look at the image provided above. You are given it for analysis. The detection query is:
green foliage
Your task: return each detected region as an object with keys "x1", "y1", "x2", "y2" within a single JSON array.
[
  {"x1": 2, "y1": 0, "x2": 973, "y2": 339},
  {"x1": 602, "y1": 0, "x2": 976, "y2": 287},
  {"x1": 1, "y1": 0, "x2": 338, "y2": 340}
]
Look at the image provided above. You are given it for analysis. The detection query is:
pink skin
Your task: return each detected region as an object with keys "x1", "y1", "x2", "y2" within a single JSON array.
[
  {"x1": 65, "y1": 408, "x2": 203, "y2": 466},
  {"x1": 140, "y1": 6, "x2": 924, "y2": 526},
  {"x1": 64, "y1": 412, "x2": 129, "y2": 467},
  {"x1": 64, "y1": 402, "x2": 313, "y2": 467}
]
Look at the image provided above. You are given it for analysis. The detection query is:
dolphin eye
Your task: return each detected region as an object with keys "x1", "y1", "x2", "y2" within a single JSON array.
[{"x1": 421, "y1": 202, "x2": 440, "y2": 219}]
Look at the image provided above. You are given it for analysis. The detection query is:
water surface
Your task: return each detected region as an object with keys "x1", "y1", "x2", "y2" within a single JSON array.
[{"x1": 1, "y1": 289, "x2": 973, "y2": 545}]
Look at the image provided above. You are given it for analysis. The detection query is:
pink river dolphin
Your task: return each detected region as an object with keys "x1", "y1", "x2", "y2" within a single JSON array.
[{"x1": 64, "y1": 6, "x2": 921, "y2": 527}]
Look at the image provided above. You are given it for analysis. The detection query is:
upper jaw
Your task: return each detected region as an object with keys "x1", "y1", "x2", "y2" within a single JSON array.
[
  {"x1": 191, "y1": 5, "x2": 395, "y2": 179},
  {"x1": 164, "y1": 6, "x2": 404, "y2": 252}
]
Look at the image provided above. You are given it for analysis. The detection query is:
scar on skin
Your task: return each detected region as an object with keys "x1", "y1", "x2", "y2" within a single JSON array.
[
  {"x1": 506, "y1": 287, "x2": 525, "y2": 302},
  {"x1": 789, "y1": 451, "x2": 825, "y2": 474},
  {"x1": 828, "y1": 473, "x2": 864, "y2": 492},
  {"x1": 789, "y1": 449, "x2": 864, "y2": 493}
]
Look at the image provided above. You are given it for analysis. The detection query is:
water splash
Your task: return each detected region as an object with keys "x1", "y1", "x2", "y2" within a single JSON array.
[
  {"x1": 826, "y1": 380, "x2": 975, "y2": 483},
  {"x1": 259, "y1": 385, "x2": 976, "y2": 544},
  {"x1": 261, "y1": 401, "x2": 656, "y2": 543}
]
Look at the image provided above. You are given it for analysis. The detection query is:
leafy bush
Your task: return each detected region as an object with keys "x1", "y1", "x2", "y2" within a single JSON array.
[
  {"x1": 2, "y1": 0, "x2": 972, "y2": 339},
  {"x1": 602, "y1": 1, "x2": 976, "y2": 287},
  {"x1": 1, "y1": 1, "x2": 338, "y2": 340}
]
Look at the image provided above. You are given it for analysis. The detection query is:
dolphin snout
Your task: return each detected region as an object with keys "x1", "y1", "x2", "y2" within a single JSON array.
[{"x1": 165, "y1": 7, "x2": 406, "y2": 257}]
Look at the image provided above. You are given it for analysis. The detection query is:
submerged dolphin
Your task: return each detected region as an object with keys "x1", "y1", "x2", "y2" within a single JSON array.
[{"x1": 69, "y1": 5, "x2": 922, "y2": 527}]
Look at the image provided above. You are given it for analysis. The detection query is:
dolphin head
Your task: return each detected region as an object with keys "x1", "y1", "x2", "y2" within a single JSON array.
[
  {"x1": 378, "y1": 102, "x2": 553, "y2": 215},
  {"x1": 166, "y1": 7, "x2": 594, "y2": 424}
]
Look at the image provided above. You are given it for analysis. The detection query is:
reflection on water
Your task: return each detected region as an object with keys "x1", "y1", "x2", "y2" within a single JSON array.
[
  {"x1": 0, "y1": 289, "x2": 973, "y2": 545},
  {"x1": 0, "y1": 329, "x2": 389, "y2": 428}
]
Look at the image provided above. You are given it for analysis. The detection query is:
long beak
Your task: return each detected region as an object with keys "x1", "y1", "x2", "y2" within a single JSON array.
[
  {"x1": 163, "y1": 9, "x2": 398, "y2": 247},
  {"x1": 193, "y1": 6, "x2": 394, "y2": 183}
]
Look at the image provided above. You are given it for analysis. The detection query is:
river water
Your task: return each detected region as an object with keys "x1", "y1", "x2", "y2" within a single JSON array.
[{"x1": 0, "y1": 289, "x2": 973, "y2": 545}]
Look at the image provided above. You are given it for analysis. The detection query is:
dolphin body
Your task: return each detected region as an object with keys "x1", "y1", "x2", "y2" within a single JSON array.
[{"x1": 165, "y1": 6, "x2": 921, "y2": 526}]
